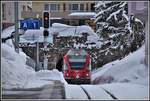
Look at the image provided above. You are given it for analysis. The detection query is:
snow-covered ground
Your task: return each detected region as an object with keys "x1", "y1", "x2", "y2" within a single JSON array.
[
  {"x1": 65, "y1": 44, "x2": 148, "y2": 100},
  {"x1": 2, "y1": 25, "x2": 148, "y2": 99},
  {"x1": 1, "y1": 43, "x2": 67, "y2": 89},
  {"x1": 92, "y1": 45, "x2": 148, "y2": 85}
]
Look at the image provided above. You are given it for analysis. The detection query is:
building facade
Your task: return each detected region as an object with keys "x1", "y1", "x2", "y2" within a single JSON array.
[
  {"x1": 22, "y1": 1, "x2": 98, "y2": 30},
  {"x1": 2, "y1": 1, "x2": 32, "y2": 30}
]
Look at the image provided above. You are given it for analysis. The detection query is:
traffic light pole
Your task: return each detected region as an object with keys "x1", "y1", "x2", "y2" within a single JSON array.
[
  {"x1": 43, "y1": 31, "x2": 48, "y2": 70},
  {"x1": 14, "y1": 2, "x2": 19, "y2": 53},
  {"x1": 43, "y1": 11, "x2": 50, "y2": 70}
]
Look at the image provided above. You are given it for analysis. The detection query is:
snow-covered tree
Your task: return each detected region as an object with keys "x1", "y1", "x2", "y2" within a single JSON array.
[{"x1": 95, "y1": 1, "x2": 145, "y2": 60}]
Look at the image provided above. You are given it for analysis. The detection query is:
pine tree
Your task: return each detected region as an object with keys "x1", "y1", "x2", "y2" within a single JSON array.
[{"x1": 95, "y1": 1, "x2": 145, "y2": 60}]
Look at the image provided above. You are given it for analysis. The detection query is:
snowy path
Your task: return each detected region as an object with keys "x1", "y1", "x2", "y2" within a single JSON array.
[
  {"x1": 2, "y1": 80, "x2": 65, "y2": 99},
  {"x1": 65, "y1": 83, "x2": 148, "y2": 100}
]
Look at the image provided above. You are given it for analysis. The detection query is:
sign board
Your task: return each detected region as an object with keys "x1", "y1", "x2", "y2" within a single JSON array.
[{"x1": 20, "y1": 19, "x2": 42, "y2": 29}]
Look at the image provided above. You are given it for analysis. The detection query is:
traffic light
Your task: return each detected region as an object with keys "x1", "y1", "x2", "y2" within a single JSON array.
[
  {"x1": 43, "y1": 12, "x2": 49, "y2": 28},
  {"x1": 43, "y1": 30, "x2": 49, "y2": 37}
]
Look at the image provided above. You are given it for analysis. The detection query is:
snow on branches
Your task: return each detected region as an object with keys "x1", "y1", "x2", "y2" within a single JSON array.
[{"x1": 95, "y1": 1, "x2": 145, "y2": 62}]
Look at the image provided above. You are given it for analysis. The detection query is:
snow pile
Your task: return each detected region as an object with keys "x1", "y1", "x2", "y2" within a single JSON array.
[
  {"x1": 1, "y1": 26, "x2": 15, "y2": 47},
  {"x1": 19, "y1": 23, "x2": 97, "y2": 44},
  {"x1": 19, "y1": 29, "x2": 53, "y2": 43},
  {"x1": 81, "y1": 83, "x2": 148, "y2": 99},
  {"x1": 1, "y1": 43, "x2": 34, "y2": 89},
  {"x1": 51, "y1": 23, "x2": 96, "y2": 36},
  {"x1": 1, "y1": 26, "x2": 15, "y2": 38},
  {"x1": 52, "y1": 23, "x2": 71, "y2": 27},
  {"x1": 69, "y1": 12, "x2": 96, "y2": 17},
  {"x1": 99, "y1": 83, "x2": 148, "y2": 99},
  {"x1": 35, "y1": 69, "x2": 68, "y2": 84},
  {"x1": 23, "y1": 69, "x2": 67, "y2": 88},
  {"x1": 64, "y1": 85, "x2": 88, "y2": 99},
  {"x1": 92, "y1": 45, "x2": 148, "y2": 85},
  {"x1": 1, "y1": 43, "x2": 67, "y2": 89}
]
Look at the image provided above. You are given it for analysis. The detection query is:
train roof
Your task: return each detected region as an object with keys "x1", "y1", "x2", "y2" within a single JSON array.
[{"x1": 66, "y1": 49, "x2": 87, "y2": 56}]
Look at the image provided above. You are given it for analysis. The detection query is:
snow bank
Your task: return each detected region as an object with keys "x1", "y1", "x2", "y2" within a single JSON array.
[
  {"x1": 81, "y1": 85, "x2": 113, "y2": 99},
  {"x1": 92, "y1": 45, "x2": 148, "y2": 85},
  {"x1": 99, "y1": 83, "x2": 148, "y2": 99},
  {"x1": 52, "y1": 23, "x2": 72, "y2": 27},
  {"x1": 1, "y1": 26, "x2": 15, "y2": 38},
  {"x1": 81, "y1": 83, "x2": 148, "y2": 99},
  {"x1": 69, "y1": 12, "x2": 96, "y2": 17},
  {"x1": 15, "y1": 69, "x2": 67, "y2": 88},
  {"x1": 35, "y1": 69, "x2": 68, "y2": 84},
  {"x1": 1, "y1": 43, "x2": 35, "y2": 89},
  {"x1": 1, "y1": 43, "x2": 67, "y2": 89},
  {"x1": 51, "y1": 23, "x2": 96, "y2": 36},
  {"x1": 64, "y1": 85, "x2": 88, "y2": 99}
]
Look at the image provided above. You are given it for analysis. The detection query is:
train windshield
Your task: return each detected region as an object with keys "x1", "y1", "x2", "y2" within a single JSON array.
[
  {"x1": 69, "y1": 62, "x2": 85, "y2": 69},
  {"x1": 68, "y1": 55, "x2": 86, "y2": 69}
]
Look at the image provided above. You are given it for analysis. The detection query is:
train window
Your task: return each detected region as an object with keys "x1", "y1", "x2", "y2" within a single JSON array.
[
  {"x1": 69, "y1": 62, "x2": 85, "y2": 69},
  {"x1": 69, "y1": 55, "x2": 86, "y2": 59}
]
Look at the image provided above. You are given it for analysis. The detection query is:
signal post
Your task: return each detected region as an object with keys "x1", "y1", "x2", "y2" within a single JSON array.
[{"x1": 43, "y1": 11, "x2": 50, "y2": 70}]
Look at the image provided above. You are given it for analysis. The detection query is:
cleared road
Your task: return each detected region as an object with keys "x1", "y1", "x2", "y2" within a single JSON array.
[{"x1": 2, "y1": 80, "x2": 65, "y2": 99}]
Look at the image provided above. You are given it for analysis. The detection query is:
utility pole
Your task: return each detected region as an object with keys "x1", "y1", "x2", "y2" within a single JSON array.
[
  {"x1": 36, "y1": 42, "x2": 39, "y2": 71},
  {"x1": 14, "y1": 2, "x2": 19, "y2": 53}
]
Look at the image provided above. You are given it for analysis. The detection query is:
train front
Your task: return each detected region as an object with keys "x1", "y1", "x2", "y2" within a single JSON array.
[{"x1": 63, "y1": 49, "x2": 91, "y2": 84}]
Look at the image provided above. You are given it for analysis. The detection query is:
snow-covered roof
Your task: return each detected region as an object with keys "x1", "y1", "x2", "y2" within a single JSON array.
[
  {"x1": 19, "y1": 29, "x2": 53, "y2": 43},
  {"x1": 51, "y1": 23, "x2": 96, "y2": 37},
  {"x1": 3, "y1": 23, "x2": 97, "y2": 44},
  {"x1": 69, "y1": 12, "x2": 96, "y2": 17}
]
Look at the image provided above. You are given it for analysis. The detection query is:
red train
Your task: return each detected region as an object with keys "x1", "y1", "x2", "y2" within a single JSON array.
[{"x1": 63, "y1": 49, "x2": 91, "y2": 84}]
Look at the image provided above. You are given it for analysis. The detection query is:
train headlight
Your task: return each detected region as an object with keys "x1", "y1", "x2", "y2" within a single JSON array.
[
  {"x1": 86, "y1": 73, "x2": 89, "y2": 76},
  {"x1": 76, "y1": 75, "x2": 79, "y2": 78}
]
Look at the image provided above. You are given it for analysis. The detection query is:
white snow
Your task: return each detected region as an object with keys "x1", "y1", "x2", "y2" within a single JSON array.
[
  {"x1": 51, "y1": 23, "x2": 96, "y2": 37},
  {"x1": 19, "y1": 29, "x2": 53, "y2": 43},
  {"x1": 135, "y1": 18, "x2": 143, "y2": 25},
  {"x1": 81, "y1": 85, "x2": 113, "y2": 99},
  {"x1": 1, "y1": 26, "x2": 15, "y2": 38},
  {"x1": 92, "y1": 45, "x2": 148, "y2": 85},
  {"x1": 81, "y1": 83, "x2": 148, "y2": 99},
  {"x1": 107, "y1": 9, "x2": 122, "y2": 21},
  {"x1": 4, "y1": 23, "x2": 97, "y2": 44},
  {"x1": 1, "y1": 43, "x2": 67, "y2": 89},
  {"x1": 64, "y1": 85, "x2": 88, "y2": 99},
  {"x1": 99, "y1": 83, "x2": 148, "y2": 99},
  {"x1": 69, "y1": 12, "x2": 96, "y2": 17},
  {"x1": 2, "y1": 43, "x2": 34, "y2": 89}
]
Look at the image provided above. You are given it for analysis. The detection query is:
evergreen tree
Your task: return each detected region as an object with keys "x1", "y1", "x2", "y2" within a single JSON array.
[{"x1": 95, "y1": 1, "x2": 145, "y2": 59}]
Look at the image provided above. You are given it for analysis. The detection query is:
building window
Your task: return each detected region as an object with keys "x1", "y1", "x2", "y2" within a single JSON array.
[
  {"x1": 86, "y1": 3, "x2": 88, "y2": 11},
  {"x1": 63, "y1": 3, "x2": 66, "y2": 11},
  {"x1": 69, "y1": 4, "x2": 79, "y2": 11},
  {"x1": 91, "y1": 3, "x2": 95, "y2": 12},
  {"x1": 2, "y1": 3, "x2": 6, "y2": 20},
  {"x1": 50, "y1": 4, "x2": 60, "y2": 12},
  {"x1": 80, "y1": 4, "x2": 84, "y2": 11},
  {"x1": 44, "y1": 4, "x2": 49, "y2": 11}
]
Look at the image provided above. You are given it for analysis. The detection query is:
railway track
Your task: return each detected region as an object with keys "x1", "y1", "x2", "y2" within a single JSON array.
[
  {"x1": 80, "y1": 85, "x2": 118, "y2": 100},
  {"x1": 80, "y1": 86, "x2": 91, "y2": 99}
]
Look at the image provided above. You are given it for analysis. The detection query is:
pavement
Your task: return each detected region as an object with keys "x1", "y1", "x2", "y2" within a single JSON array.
[{"x1": 2, "y1": 80, "x2": 65, "y2": 99}]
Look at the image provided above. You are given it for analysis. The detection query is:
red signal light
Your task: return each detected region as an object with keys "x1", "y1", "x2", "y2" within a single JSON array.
[
  {"x1": 43, "y1": 12, "x2": 49, "y2": 28},
  {"x1": 44, "y1": 17, "x2": 48, "y2": 20}
]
